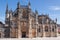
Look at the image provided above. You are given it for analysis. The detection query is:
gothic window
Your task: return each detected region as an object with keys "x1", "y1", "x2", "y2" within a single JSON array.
[
  {"x1": 10, "y1": 22, "x2": 13, "y2": 25},
  {"x1": 22, "y1": 9, "x2": 28, "y2": 18},
  {"x1": 42, "y1": 18, "x2": 46, "y2": 24},
  {"x1": 55, "y1": 25, "x2": 56, "y2": 29},
  {"x1": 32, "y1": 20, "x2": 34, "y2": 26},
  {"x1": 39, "y1": 28, "x2": 40, "y2": 32},
  {"x1": 38, "y1": 26, "x2": 41, "y2": 32},
  {"x1": 21, "y1": 22, "x2": 27, "y2": 27},
  {"x1": 52, "y1": 27, "x2": 54, "y2": 32},
  {"x1": 12, "y1": 22, "x2": 17, "y2": 27},
  {"x1": 24, "y1": 22, "x2": 27, "y2": 27},
  {"x1": 38, "y1": 19, "x2": 42, "y2": 24},
  {"x1": 21, "y1": 22, "x2": 23, "y2": 26},
  {"x1": 4, "y1": 28, "x2": 10, "y2": 37},
  {"x1": 49, "y1": 27, "x2": 51, "y2": 32},
  {"x1": 45, "y1": 26, "x2": 48, "y2": 32}
]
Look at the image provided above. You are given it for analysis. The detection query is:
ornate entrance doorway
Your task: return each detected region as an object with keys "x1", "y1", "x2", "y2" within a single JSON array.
[{"x1": 22, "y1": 32, "x2": 26, "y2": 38}]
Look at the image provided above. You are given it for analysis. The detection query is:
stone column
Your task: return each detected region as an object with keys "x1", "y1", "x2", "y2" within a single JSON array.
[
  {"x1": 36, "y1": 13, "x2": 38, "y2": 37},
  {"x1": 43, "y1": 25, "x2": 45, "y2": 37},
  {"x1": 49, "y1": 24, "x2": 51, "y2": 37},
  {"x1": 56, "y1": 23, "x2": 58, "y2": 37},
  {"x1": 42, "y1": 17, "x2": 45, "y2": 37},
  {"x1": 55, "y1": 18, "x2": 57, "y2": 37},
  {"x1": 29, "y1": 19, "x2": 32, "y2": 38},
  {"x1": 51, "y1": 24, "x2": 52, "y2": 37},
  {"x1": 17, "y1": 12, "x2": 22, "y2": 38},
  {"x1": 18, "y1": 19, "x2": 21, "y2": 38},
  {"x1": 36, "y1": 24, "x2": 38, "y2": 37}
]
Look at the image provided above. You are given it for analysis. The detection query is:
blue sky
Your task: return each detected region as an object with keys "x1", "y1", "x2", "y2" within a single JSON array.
[{"x1": 0, "y1": 0, "x2": 60, "y2": 24}]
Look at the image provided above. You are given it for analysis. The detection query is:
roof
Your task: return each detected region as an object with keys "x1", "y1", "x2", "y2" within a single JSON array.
[
  {"x1": 0, "y1": 21, "x2": 3, "y2": 24},
  {"x1": 20, "y1": 5, "x2": 28, "y2": 8},
  {"x1": 38, "y1": 15, "x2": 50, "y2": 19},
  {"x1": 38, "y1": 15, "x2": 48, "y2": 17},
  {"x1": 57, "y1": 24, "x2": 60, "y2": 27}
]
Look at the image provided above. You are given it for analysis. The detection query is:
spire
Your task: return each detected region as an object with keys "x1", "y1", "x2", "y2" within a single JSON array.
[
  {"x1": 55, "y1": 18, "x2": 57, "y2": 23},
  {"x1": 28, "y1": 1, "x2": 31, "y2": 8},
  {"x1": 6, "y1": 3, "x2": 8, "y2": 13},
  {"x1": 5, "y1": 3, "x2": 9, "y2": 19},
  {"x1": 46, "y1": 14, "x2": 49, "y2": 17},
  {"x1": 42, "y1": 13, "x2": 44, "y2": 15},
  {"x1": 17, "y1": 1, "x2": 20, "y2": 9}
]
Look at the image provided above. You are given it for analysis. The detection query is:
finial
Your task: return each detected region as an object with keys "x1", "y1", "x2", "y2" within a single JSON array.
[
  {"x1": 42, "y1": 13, "x2": 44, "y2": 15},
  {"x1": 46, "y1": 13, "x2": 49, "y2": 16},
  {"x1": 28, "y1": 1, "x2": 31, "y2": 6},
  {"x1": 6, "y1": 3, "x2": 8, "y2": 11},
  {"x1": 35, "y1": 10, "x2": 38, "y2": 14},
  {"x1": 55, "y1": 18, "x2": 57, "y2": 22},
  {"x1": 17, "y1": 1, "x2": 20, "y2": 9},
  {"x1": 47, "y1": 14, "x2": 49, "y2": 16},
  {"x1": 28, "y1": 1, "x2": 31, "y2": 9}
]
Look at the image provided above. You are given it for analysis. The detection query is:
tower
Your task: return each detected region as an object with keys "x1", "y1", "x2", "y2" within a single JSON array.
[
  {"x1": 16, "y1": 1, "x2": 21, "y2": 38},
  {"x1": 15, "y1": 1, "x2": 20, "y2": 17},
  {"x1": 5, "y1": 4, "x2": 10, "y2": 27},
  {"x1": 4, "y1": 4, "x2": 10, "y2": 38}
]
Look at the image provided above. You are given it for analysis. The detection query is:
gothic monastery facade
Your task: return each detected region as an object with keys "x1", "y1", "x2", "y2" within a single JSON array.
[{"x1": 0, "y1": 2, "x2": 58, "y2": 38}]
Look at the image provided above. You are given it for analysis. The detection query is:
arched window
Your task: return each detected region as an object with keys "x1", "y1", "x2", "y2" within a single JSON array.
[
  {"x1": 45, "y1": 26, "x2": 48, "y2": 32},
  {"x1": 46, "y1": 19, "x2": 49, "y2": 23},
  {"x1": 38, "y1": 26, "x2": 41, "y2": 32},
  {"x1": 22, "y1": 9, "x2": 28, "y2": 18},
  {"x1": 52, "y1": 27, "x2": 54, "y2": 32}
]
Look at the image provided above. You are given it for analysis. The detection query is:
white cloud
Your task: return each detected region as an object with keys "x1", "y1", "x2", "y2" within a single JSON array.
[{"x1": 49, "y1": 6, "x2": 60, "y2": 10}]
